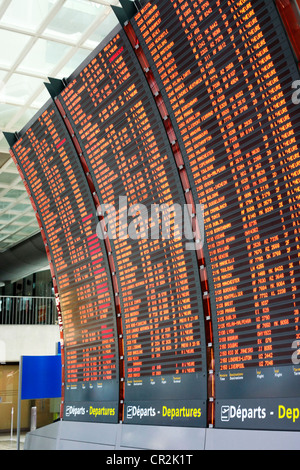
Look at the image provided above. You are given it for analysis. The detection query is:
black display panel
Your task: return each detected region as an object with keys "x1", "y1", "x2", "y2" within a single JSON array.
[
  {"x1": 131, "y1": 0, "x2": 300, "y2": 430},
  {"x1": 58, "y1": 28, "x2": 207, "y2": 427},
  {"x1": 11, "y1": 103, "x2": 119, "y2": 423},
  {"x1": 9, "y1": 0, "x2": 300, "y2": 432}
]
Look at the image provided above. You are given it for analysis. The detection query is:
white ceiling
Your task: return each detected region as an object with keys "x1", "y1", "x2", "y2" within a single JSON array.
[{"x1": 0, "y1": 0, "x2": 123, "y2": 252}]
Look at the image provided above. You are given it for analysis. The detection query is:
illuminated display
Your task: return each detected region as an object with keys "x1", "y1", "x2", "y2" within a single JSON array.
[
  {"x1": 11, "y1": 103, "x2": 119, "y2": 422},
  {"x1": 58, "y1": 28, "x2": 207, "y2": 426},
  {"x1": 131, "y1": 0, "x2": 300, "y2": 428},
  {"x1": 8, "y1": 0, "x2": 300, "y2": 431}
]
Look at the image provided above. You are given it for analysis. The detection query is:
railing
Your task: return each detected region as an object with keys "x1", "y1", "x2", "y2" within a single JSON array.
[{"x1": 0, "y1": 296, "x2": 57, "y2": 325}]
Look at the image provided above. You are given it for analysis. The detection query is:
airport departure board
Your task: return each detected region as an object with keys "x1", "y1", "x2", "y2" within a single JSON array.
[
  {"x1": 131, "y1": 0, "x2": 300, "y2": 429},
  {"x1": 7, "y1": 0, "x2": 300, "y2": 431},
  {"x1": 58, "y1": 27, "x2": 207, "y2": 427},
  {"x1": 11, "y1": 103, "x2": 120, "y2": 423}
]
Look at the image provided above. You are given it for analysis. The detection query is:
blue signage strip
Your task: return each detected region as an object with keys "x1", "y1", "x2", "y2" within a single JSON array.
[{"x1": 21, "y1": 355, "x2": 62, "y2": 400}]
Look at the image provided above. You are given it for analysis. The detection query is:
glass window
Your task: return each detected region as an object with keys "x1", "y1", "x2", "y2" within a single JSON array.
[
  {"x1": 3, "y1": 73, "x2": 43, "y2": 106},
  {"x1": 17, "y1": 38, "x2": 71, "y2": 76},
  {"x1": 0, "y1": 30, "x2": 31, "y2": 68},
  {"x1": 3, "y1": 189, "x2": 25, "y2": 199},
  {"x1": 31, "y1": 88, "x2": 51, "y2": 109},
  {"x1": 44, "y1": 0, "x2": 107, "y2": 41},
  {"x1": 0, "y1": 202, "x2": 11, "y2": 212},
  {"x1": 84, "y1": 12, "x2": 118, "y2": 48},
  {"x1": 12, "y1": 215, "x2": 34, "y2": 224},
  {"x1": 5, "y1": 203, "x2": 29, "y2": 212},
  {"x1": 0, "y1": 170, "x2": 19, "y2": 186},
  {"x1": 1, "y1": 0, "x2": 59, "y2": 32},
  {"x1": 0, "y1": 103, "x2": 20, "y2": 128},
  {"x1": 13, "y1": 108, "x2": 40, "y2": 132},
  {"x1": 57, "y1": 47, "x2": 91, "y2": 78}
]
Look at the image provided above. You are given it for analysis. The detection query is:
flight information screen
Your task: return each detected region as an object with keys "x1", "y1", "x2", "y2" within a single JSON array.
[
  {"x1": 58, "y1": 28, "x2": 207, "y2": 427},
  {"x1": 9, "y1": 0, "x2": 300, "y2": 431},
  {"x1": 11, "y1": 103, "x2": 119, "y2": 423},
  {"x1": 131, "y1": 0, "x2": 300, "y2": 429}
]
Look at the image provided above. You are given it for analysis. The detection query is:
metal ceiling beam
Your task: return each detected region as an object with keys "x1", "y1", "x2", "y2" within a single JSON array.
[
  {"x1": 0, "y1": 0, "x2": 12, "y2": 21},
  {"x1": 0, "y1": 22, "x2": 95, "y2": 49}
]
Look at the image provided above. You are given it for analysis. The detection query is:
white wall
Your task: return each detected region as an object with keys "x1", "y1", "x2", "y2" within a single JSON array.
[{"x1": 0, "y1": 325, "x2": 60, "y2": 362}]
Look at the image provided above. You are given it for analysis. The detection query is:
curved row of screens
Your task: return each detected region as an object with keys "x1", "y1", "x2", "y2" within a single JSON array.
[{"x1": 10, "y1": 0, "x2": 300, "y2": 430}]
